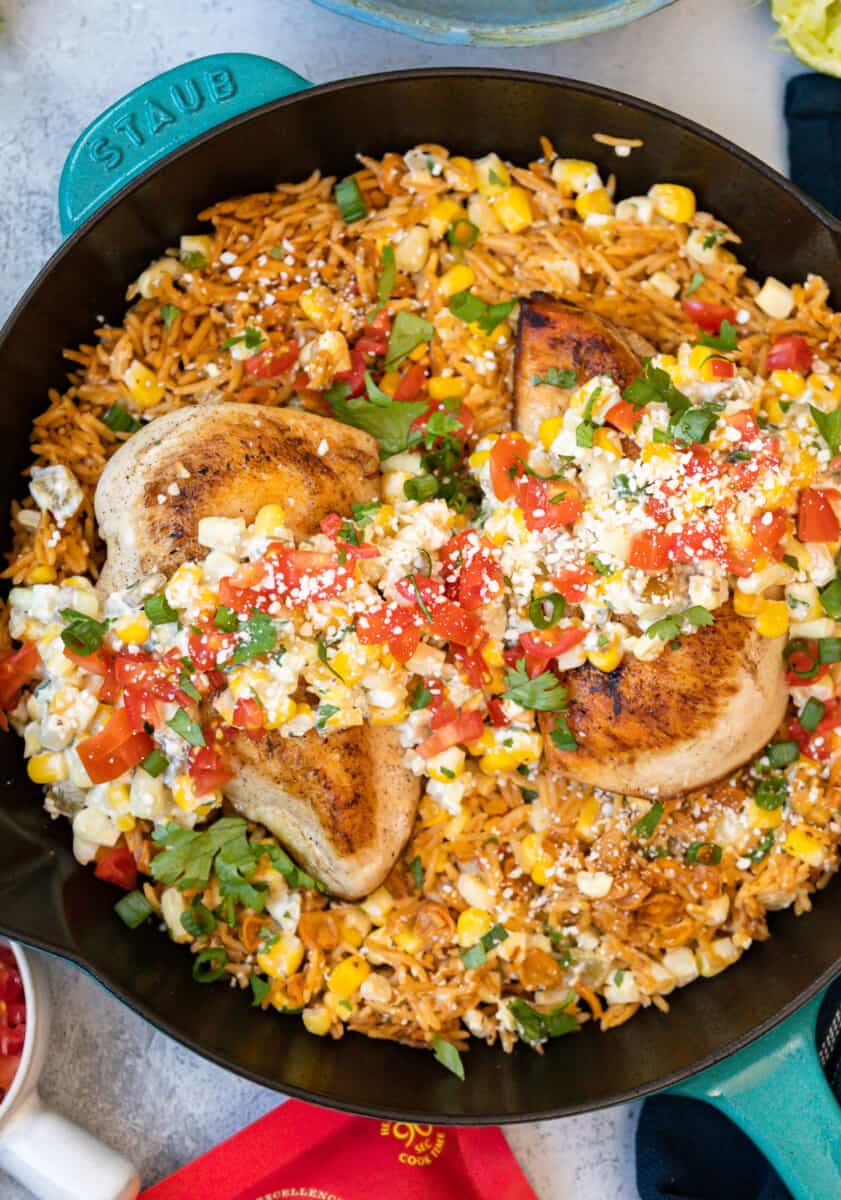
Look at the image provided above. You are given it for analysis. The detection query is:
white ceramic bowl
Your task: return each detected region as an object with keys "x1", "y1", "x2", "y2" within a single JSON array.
[{"x1": 0, "y1": 942, "x2": 140, "y2": 1200}]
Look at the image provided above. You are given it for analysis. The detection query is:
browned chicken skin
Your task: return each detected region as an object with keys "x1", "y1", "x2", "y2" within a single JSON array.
[
  {"x1": 514, "y1": 294, "x2": 789, "y2": 798},
  {"x1": 95, "y1": 403, "x2": 420, "y2": 899}
]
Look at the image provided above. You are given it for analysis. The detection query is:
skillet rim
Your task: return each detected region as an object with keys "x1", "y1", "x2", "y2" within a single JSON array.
[{"x1": 0, "y1": 65, "x2": 839, "y2": 1122}]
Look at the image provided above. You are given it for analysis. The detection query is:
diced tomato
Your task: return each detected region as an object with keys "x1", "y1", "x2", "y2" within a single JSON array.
[
  {"x1": 232, "y1": 698, "x2": 264, "y2": 731},
  {"x1": 726, "y1": 410, "x2": 760, "y2": 444},
  {"x1": 417, "y1": 710, "x2": 485, "y2": 759},
  {"x1": 98, "y1": 658, "x2": 121, "y2": 703},
  {"x1": 520, "y1": 628, "x2": 586, "y2": 662},
  {"x1": 188, "y1": 745, "x2": 234, "y2": 796},
  {"x1": 516, "y1": 476, "x2": 584, "y2": 531},
  {"x1": 486, "y1": 698, "x2": 510, "y2": 728},
  {"x1": 751, "y1": 510, "x2": 789, "y2": 557},
  {"x1": 334, "y1": 348, "x2": 367, "y2": 397},
  {"x1": 766, "y1": 334, "x2": 812, "y2": 374},
  {"x1": 63, "y1": 647, "x2": 111, "y2": 676},
  {"x1": 628, "y1": 529, "x2": 673, "y2": 572},
  {"x1": 682, "y1": 298, "x2": 736, "y2": 334},
  {"x1": 451, "y1": 644, "x2": 490, "y2": 689},
  {"x1": 246, "y1": 342, "x2": 299, "y2": 378},
  {"x1": 93, "y1": 843, "x2": 138, "y2": 891},
  {"x1": 605, "y1": 399, "x2": 641, "y2": 434},
  {"x1": 188, "y1": 625, "x2": 237, "y2": 672},
  {"x1": 356, "y1": 604, "x2": 421, "y2": 663},
  {"x1": 123, "y1": 687, "x2": 160, "y2": 733},
  {"x1": 438, "y1": 530, "x2": 503, "y2": 610},
  {"x1": 489, "y1": 432, "x2": 530, "y2": 501},
  {"x1": 0, "y1": 1055, "x2": 21, "y2": 1093},
  {"x1": 788, "y1": 699, "x2": 841, "y2": 760},
  {"x1": 394, "y1": 362, "x2": 427, "y2": 403},
  {"x1": 0, "y1": 961, "x2": 22, "y2": 1003},
  {"x1": 0, "y1": 1030, "x2": 24, "y2": 1058},
  {"x1": 710, "y1": 358, "x2": 735, "y2": 379},
  {"x1": 670, "y1": 519, "x2": 726, "y2": 565},
  {"x1": 355, "y1": 310, "x2": 391, "y2": 357},
  {"x1": 730, "y1": 434, "x2": 782, "y2": 489},
  {"x1": 0, "y1": 642, "x2": 40, "y2": 728},
  {"x1": 798, "y1": 488, "x2": 840, "y2": 544},
  {"x1": 77, "y1": 708, "x2": 154, "y2": 784},
  {"x1": 430, "y1": 699, "x2": 459, "y2": 730},
  {"x1": 114, "y1": 652, "x2": 187, "y2": 705},
  {"x1": 551, "y1": 564, "x2": 594, "y2": 604}
]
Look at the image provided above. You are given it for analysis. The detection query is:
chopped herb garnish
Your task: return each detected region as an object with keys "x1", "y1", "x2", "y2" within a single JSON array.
[
  {"x1": 270, "y1": 245, "x2": 285, "y2": 260},
  {"x1": 507, "y1": 997, "x2": 579, "y2": 1044},
  {"x1": 231, "y1": 609, "x2": 276, "y2": 664},
  {"x1": 160, "y1": 303, "x2": 180, "y2": 330},
  {"x1": 250, "y1": 974, "x2": 270, "y2": 1006},
  {"x1": 59, "y1": 609, "x2": 109, "y2": 657},
  {"x1": 431, "y1": 1033, "x2": 464, "y2": 1080},
  {"x1": 587, "y1": 554, "x2": 611, "y2": 576},
  {"x1": 820, "y1": 577, "x2": 841, "y2": 619},
  {"x1": 818, "y1": 637, "x2": 841, "y2": 664},
  {"x1": 103, "y1": 404, "x2": 141, "y2": 434},
  {"x1": 144, "y1": 593, "x2": 179, "y2": 626},
  {"x1": 179, "y1": 670, "x2": 202, "y2": 703},
  {"x1": 385, "y1": 311, "x2": 435, "y2": 369},
  {"x1": 809, "y1": 405, "x2": 841, "y2": 457},
  {"x1": 624, "y1": 360, "x2": 690, "y2": 416},
  {"x1": 799, "y1": 697, "x2": 825, "y2": 732},
  {"x1": 409, "y1": 683, "x2": 433, "y2": 710},
  {"x1": 180, "y1": 899, "x2": 217, "y2": 938},
  {"x1": 409, "y1": 855, "x2": 424, "y2": 890},
  {"x1": 459, "y1": 922, "x2": 509, "y2": 969},
  {"x1": 404, "y1": 474, "x2": 439, "y2": 502},
  {"x1": 448, "y1": 289, "x2": 516, "y2": 336},
  {"x1": 550, "y1": 716, "x2": 578, "y2": 752},
  {"x1": 632, "y1": 802, "x2": 664, "y2": 840},
  {"x1": 167, "y1": 708, "x2": 205, "y2": 747},
  {"x1": 701, "y1": 229, "x2": 726, "y2": 250},
  {"x1": 140, "y1": 748, "x2": 168, "y2": 778},
  {"x1": 530, "y1": 367, "x2": 577, "y2": 389},
  {"x1": 685, "y1": 272, "x2": 705, "y2": 297},
  {"x1": 699, "y1": 320, "x2": 738, "y2": 352},
  {"x1": 746, "y1": 831, "x2": 776, "y2": 862},
  {"x1": 521, "y1": 787, "x2": 538, "y2": 803},
  {"x1": 221, "y1": 326, "x2": 263, "y2": 351},
  {"x1": 766, "y1": 741, "x2": 799, "y2": 767},
  {"x1": 214, "y1": 605, "x2": 238, "y2": 632},
  {"x1": 503, "y1": 660, "x2": 568, "y2": 711},
  {"x1": 670, "y1": 403, "x2": 721, "y2": 445},
  {"x1": 316, "y1": 704, "x2": 340, "y2": 731},
  {"x1": 263, "y1": 842, "x2": 322, "y2": 891},
  {"x1": 783, "y1": 554, "x2": 800, "y2": 571},
  {"x1": 334, "y1": 175, "x2": 368, "y2": 223},
  {"x1": 755, "y1": 775, "x2": 788, "y2": 810},
  {"x1": 328, "y1": 379, "x2": 427, "y2": 458},
  {"x1": 447, "y1": 218, "x2": 480, "y2": 248},
  {"x1": 371, "y1": 244, "x2": 396, "y2": 318},
  {"x1": 646, "y1": 606, "x2": 713, "y2": 641},
  {"x1": 686, "y1": 841, "x2": 723, "y2": 865},
  {"x1": 114, "y1": 889, "x2": 153, "y2": 929},
  {"x1": 180, "y1": 250, "x2": 207, "y2": 270},
  {"x1": 317, "y1": 639, "x2": 343, "y2": 681}
]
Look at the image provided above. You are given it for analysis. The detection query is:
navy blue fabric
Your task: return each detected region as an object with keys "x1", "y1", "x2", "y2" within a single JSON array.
[
  {"x1": 785, "y1": 74, "x2": 841, "y2": 218},
  {"x1": 636, "y1": 85, "x2": 841, "y2": 1197},
  {"x1": 636, "y1": 979, "x2": 841, "y2": 1200}
]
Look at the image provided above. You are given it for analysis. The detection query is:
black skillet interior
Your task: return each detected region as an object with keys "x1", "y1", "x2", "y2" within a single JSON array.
[{"x1": 1, "y1": 70, "x2": 840, "y2": 1121}]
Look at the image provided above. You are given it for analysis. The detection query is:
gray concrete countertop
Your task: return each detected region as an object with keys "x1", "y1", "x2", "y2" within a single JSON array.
[{"x1": 0, "y1": 1, "x2": 802, "y2": 1195}]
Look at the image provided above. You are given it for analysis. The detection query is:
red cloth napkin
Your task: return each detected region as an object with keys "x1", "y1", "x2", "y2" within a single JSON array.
[{"x1": 142, "y1": 1098, "x2": 535, "y2": 1200}]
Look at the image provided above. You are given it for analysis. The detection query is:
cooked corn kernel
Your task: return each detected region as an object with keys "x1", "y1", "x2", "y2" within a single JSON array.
[
  {"x1": 370, "y1": 701, "x2": 408, "y2": 725},
  {"x1": 361, "y1": 886, "x2": 394, "y2": 925},
  {"x1": 478, "y1": 734, "x2": 542, "y2": 775},
  {"x1": 770, "y1": 369, "x2": 806, "y2": 398},
  {"x1": 428, "y1": 198, "x2": 463, "y2": 241},
  {"x1": 378, "y1": 372, "x2": 400, "y2": 398},
  {"x1": 456, "y1": 907, "x2": 492, "y2": 948},
  {"x1": 116, "y1": 814, "x2": 136, "y2": 833},
  {"x1": 27, "y1": 564, "x2": 56, "y2": 584},
  {"x1": 746, "y1": 799, "x2": 782, "y2": 830},
  {"x1": 520, "y1": 831, "x2": 551, "y2": 886},
  {"x1": 755, "y1": 599, "x2": 789, "y2": 638},
  {"x1": 438, "y1": 264, "x2": 475, "y2": 298},
  {"x1": 593, "y1": 427, "x2": 622, "y2": 457},
  {"x1": 469, "y1": 449, "x2": 490, "y2": 469},
  {"x1": 551, "y1": 159, "x2": 598, "y2": 195},
  {"x1": 394, "y1": 927, "x2": 423, "y2": 955},
  {"x1": 447, "y1": 156, "x2": 477, "y2": 190},
  {"x1": 114, "y1": 613, "x2": 151, "y2": 645},
  {"x1": 108, "y1": 782, "x2": 130, "y2": 810},
  {"x1": 123, "y1": 360, "x2": 165, "y2": 409},
  {"x1": 641, "y1": 442, "x2": 676, "y2": 463},
  {"x1": 253, "y1": 504, "x2": 285, "y2": 536},
  {"x1": 27, "y1": 752, "x2": 67, "y2": 784},
  {"x1": 328, "y1": 954, "x2": 371, "y2": 999},
  {"x1": 576, "y1": 794, "x2": 601, "y2": 839},
  {"x1": 763, "y1": 394, "x2": 786, "y2": 426},
  {"x1": 494, "y1": 186, "x2": 533, "y2": 233},
  {"x1": 784, "y1": 826, "x2": 825, "y2": 867},
  {"x1": 299, "y1": 285, "x2": 335, "y2": 328},
  {"x1": 649, "y1": 183, "x2": 696, "y2": 224},
  {"x1": 474, "y1": 153, "x2": 510, "y2": 195},
  {"x1": 427, "y1": 746, "x2": 466, "y2": 782},
  {"x1": 257, "y1": 932, "x2": 305, "y2": 980},
  {"x1": 586, "y1": 643, "x2": 623, "y2": 672},
  {"x1": 575, "y1": 188, "x2": 613, "y2": 219},
  {"x1": 808, "y1": 373, "x2": 841, "y2": 405},
  {"x1": 733, "y1": 590, "x2": 763, "y2": 617},
  {"x1": 428, "y1": 375, "x2": 468, "y2": 400},
  {"x1": 466, "y1": 728, "x2": 496, "y2": 756},
  {"x1": 180, "y1": 234, "x2": 213, "y2": 262},
  {"x1": 302, "y1": 1005, "x2": 332, "y2": 1036},
  {"x1": 539, "y1": 415, "x2": 566, "y2": 449}
]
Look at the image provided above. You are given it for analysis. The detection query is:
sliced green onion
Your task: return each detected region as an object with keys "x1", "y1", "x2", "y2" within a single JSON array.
[
  {"x1": 754, "y1": 776, "x2": 788, "y2": 810},
  {"x1": 167, "y1": 707, "x2": 206, "y2": 747},
  {"x1": 818, "y1": 637, "x2": 841, "y2": 664},
  {"x1": 799, "y1": 697, "x2": 825, "y2": 732},
  {"x1": 192, "y1": 947, "x2": 228, "y2": 983},
  {"x1": 459, "y1": 943, "x2": 485, "y2": 969},
  {"x1": 181, "y1": 900, "x2": 217, "y2": 938},
  {"x1": 819, "y1": 577, "x2": 841, "y2": 619},
  {"x1": 408, "y1": 855, "x2": 423, "y2": 890},
  {"x1": 447, "y1": 218, "x2": 479, "y2": 248},
  {"x1": 140, "y1": 748, "x2": 168, "y2": 778},
  {"x1": 370, "y1": 244, "x2": 396, "y2": 318},
  {"x1": 160, "y1": 304, "x2": 181, "y2": 330},
  {"x1": 404, "y1": 474, "x2": 439, "y2": 502},
  {"x1": 632, "y1": 801, "x2": 664, "y2": 840},
  {"x1": 334, "y1": 175, "x2": 368, "y2": 223},
  {"x1": 685, "y1": 841, "x2": 722, "y2": 865},
  {"x1": 144, "y1": 593, "x2": 179, "y2": 625},
  {"x1": 59, "y1": 609, "x2": 109, "y2": 657},
  {"x1": 766, "y1": 740, "x2": 800, "y2": 767},
  {"x1": 783, "y1": 638, "x2": 820, "y2": 680},
  {"x1": 431, "y1": 1033, "x2": 464, "y2": 1080},
  {"x1": 102, "y1": 404, "x2": 141, "y2": 434},
  {"x1": 114, "y1": 890, "x2": 153, "y2": 929},
  {"x1": 746, "y1": 831, "x2": 776, "y2": 862},
  {"x1": 528, "y1": 593, "x2": 566, "y2": 629},
  {"x1": 179, "y1": 670, "x2": 202, "y2": 703}
]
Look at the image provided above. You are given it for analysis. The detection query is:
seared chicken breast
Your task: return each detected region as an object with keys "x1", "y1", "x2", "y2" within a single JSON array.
[
  {"x1": 515, "y1": 294, "x2": 788, "y2": 797},
  {"x1": 95, "y1": 403, "x2": 420, "y2": 899}
]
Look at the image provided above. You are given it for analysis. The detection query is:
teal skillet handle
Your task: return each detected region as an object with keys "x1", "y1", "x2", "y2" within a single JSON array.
[
  {"x1": 58, "y1": 53, "x2": 311, "y2": 235},
  {"x1": 668, "y1": 986, "x2": 840, "y2": 1200}
]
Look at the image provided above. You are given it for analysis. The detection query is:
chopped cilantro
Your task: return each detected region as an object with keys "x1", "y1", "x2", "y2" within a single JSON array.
[
  {"x1": 503, "y1": 660, "x2": 568, "y2": 711},
  {"x1": 530, "y1": 367, "x2": 577, "y2": 389}
]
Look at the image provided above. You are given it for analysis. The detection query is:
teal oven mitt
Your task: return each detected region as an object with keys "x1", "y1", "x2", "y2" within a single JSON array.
[{"x1": 785, "y1": 74, "x2": 841, "y2": 218}]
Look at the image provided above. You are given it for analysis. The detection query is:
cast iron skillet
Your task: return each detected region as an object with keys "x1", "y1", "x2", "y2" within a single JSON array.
[{"x1": 0, "y1": 60, "x2": 839, "y2": 1193}]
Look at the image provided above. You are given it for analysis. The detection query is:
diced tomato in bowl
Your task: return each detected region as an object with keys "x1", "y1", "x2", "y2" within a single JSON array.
[{"x1": 0, "y1": 944, "x2": 25, "y2": 1105}]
